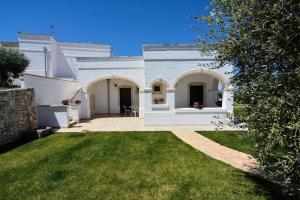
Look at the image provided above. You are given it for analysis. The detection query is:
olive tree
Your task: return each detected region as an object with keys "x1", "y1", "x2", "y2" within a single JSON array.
[
  {"x1": 195, "y1": 0, "x2": 300, "y2": 195},
  {"x1": 0, "y1": 47, "x2": 29, "y2": 86}
]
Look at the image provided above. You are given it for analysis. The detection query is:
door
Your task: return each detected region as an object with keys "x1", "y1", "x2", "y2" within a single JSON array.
[
  {"x1": 120, "y1": 88, "x2": 131, "y2": 113},
  {"x1": 190, "y1": 85, "x2": 204, "y2": 107}
]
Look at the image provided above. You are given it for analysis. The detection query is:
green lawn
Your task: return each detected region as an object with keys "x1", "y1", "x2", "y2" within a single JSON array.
[
  {"x1": 234, "y1": 102, "x2": 248, "y2": 120},
  {"x1": 0, "y1": 132, "x2": 283, "y2": 199},
  {"x1": 198, "y1": 131, "x2": 256, "y2": 155}
]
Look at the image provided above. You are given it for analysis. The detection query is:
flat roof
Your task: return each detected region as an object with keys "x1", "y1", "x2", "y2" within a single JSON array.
[
  {"x1": 18, "y1": 33, "x2": 110, "y2": 47},
  {"x1": 142, "y1": 44, "x2": 201, "y2": 51},
  {"x1": 77, "y1": 56, "x2": 143, "y2": 62}
]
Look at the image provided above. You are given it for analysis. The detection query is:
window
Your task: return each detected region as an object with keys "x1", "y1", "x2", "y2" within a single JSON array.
[
  {"x1": 154, "y1": 85, "x2": 161, "y2": 92},
  {"x1": 152, "y1": 82, "x2": 166, "y2": 104}
]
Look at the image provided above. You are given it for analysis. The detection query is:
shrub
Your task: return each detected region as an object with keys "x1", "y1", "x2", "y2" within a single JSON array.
[{"x1": 0, "y1": 47, "x2": 29, "y2": 86}]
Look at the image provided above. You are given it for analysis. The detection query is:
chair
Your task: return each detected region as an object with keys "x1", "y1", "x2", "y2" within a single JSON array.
[
  {"x1": 123, "y1": 106, "x2": 131, "y2": 116},
  {"x1": 131, "y1": 106, "x2": 139, "y2": 117}
]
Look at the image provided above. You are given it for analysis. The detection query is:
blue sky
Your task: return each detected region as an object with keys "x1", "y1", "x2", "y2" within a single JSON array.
[{"x1": 1, "y1": 0, "x2": 210, "y2": 56}]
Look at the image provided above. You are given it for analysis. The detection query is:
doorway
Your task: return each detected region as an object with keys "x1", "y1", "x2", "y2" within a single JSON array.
[
  {"x1": 119, "y1": 88, "x2": 131, "y2": 113},
  {"x1": 190, "y1": 85, "x2": 204, "y2": 107}
]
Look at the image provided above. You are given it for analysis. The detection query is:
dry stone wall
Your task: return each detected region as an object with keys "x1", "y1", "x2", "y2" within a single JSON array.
[{"x1": 0, "y1": 88, "x2": 38, "y2": 146}]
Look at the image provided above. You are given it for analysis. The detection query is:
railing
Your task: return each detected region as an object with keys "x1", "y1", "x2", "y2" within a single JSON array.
[{"x1": 68, "y1": 87, "x2": 82, "y2": 104}]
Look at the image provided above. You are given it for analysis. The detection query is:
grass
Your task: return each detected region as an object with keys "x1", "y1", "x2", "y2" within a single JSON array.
[
  {"x1": 0, "y1": 131, "x2": 285, "y2": 199},
  {"x1": 234, "y1": 102, "x2": 248, "y2": 120},
  {"x1": 198, "y1": 131, "x2": 255, "y2": 155}
]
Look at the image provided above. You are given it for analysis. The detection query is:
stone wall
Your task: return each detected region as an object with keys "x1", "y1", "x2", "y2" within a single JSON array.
[{"x1": 0, "y1": 88, "x2": 38, "y2": 146}]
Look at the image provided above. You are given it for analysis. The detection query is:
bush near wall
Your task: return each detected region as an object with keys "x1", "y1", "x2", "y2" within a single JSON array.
[{"x1": 0, "y1": 88, "x2": 37, "y2": 147}]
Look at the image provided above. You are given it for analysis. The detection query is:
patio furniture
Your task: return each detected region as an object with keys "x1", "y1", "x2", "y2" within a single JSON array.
[
  {"x1": 215, "y1": 100, "x2": 222, "y2": 107},
  {"x1": 131, "y1": 106, "x2": 139, "y2": 117},
  {"x1": 123, "y1": 106, "x2": 131, "y2": 116}
]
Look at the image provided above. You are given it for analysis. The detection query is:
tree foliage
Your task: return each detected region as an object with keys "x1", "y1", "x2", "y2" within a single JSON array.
[
  {"x1": 0, "y1": 47, "x2": 29, "y2": 86},
  {"x1": 195, "y1": 0, "x2": 300, "y2": 195}
]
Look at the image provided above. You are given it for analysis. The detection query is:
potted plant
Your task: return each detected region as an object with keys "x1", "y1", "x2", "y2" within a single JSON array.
[
  {"x1": 215, "y1": 98, "x2": 222, "y2": 107},
  {"x1": 62, "y1": 100, "x2": 69, "y2": 105},
  {"x1": 159, "y1": 98, "x2": 164, "y2": 103},
  {"x1": 74, "y1": 100, "x2": 81, "y2": 105},
  {"x1": 193, "y1": 102, "x2": 205, "y2": 109}
]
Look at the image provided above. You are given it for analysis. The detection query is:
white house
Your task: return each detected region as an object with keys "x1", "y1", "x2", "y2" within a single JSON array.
[{"x1": 16, "y1": 33, "x2": 233, "y2": 127}]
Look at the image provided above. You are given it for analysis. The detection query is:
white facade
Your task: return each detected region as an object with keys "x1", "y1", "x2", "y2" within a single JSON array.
[{"x1": 19, "y1": 33, "x2": 233, "y2": 126}]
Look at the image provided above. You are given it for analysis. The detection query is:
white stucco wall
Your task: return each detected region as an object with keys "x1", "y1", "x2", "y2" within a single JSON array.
[
  {"x1": 143, "y1": 44, "x2": 232, "y2": 110},
  {"x1": 143, "y1": 44, "x2": 231, "y2": 90},
  {"x1": 144, "y1": 108, "x2": 228, "y2": 125},
  {"x1": 22, "y1": 73, "x2": 79, "y2": 105},
  {"x1": 18, "y1": 34, "x2": 233, "y2": 125},
  {"x1": 19, "y1": 34, "x2": 52, "y2": 76},
  {"x1": 38, "y1": 105, "x2": 69, "y2": 128},
  {"x1": 19, "y1": 33, "x2": 112, "y2": 79},
  {"x1": 77, "y1": 57, "x2": 145, "y2": 89}
]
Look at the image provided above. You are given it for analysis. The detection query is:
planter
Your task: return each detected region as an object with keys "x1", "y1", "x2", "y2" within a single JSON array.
[
  {"x1": 74, "y1": 100, "x2": 81, "y2": 105},
  {"x1": 62, "y1": 100, "x2": 69, "y2": 105},
  {"x1": 193, "y1": 102, "x2": 205, "y2": 109},
  {"x1": 215, "y1": 101, "x2": 222, "y2": 107}
]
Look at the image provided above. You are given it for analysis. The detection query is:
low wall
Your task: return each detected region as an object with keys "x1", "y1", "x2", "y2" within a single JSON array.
[
  {"x1": 144, "y1": 108, "x2": 228, "y2": 125},
  {"x1": 22, "y1": 73, "x2": 79, "y2": 105},
  {"x1": 38, "y1": 105, "x2": 69, "y2": 128},
  {"x1": 0, "y1": 88, "x2": 38, "y2": 146}
]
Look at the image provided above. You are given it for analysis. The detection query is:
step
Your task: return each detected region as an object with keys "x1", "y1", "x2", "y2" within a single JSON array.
[{"x1": 68, "y1": 120, "x2": 77, "y2": 128}]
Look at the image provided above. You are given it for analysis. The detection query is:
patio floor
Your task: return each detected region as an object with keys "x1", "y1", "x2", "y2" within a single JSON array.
[{"x1": 58, "y1": 114, "x2": 237, "y2": 132}]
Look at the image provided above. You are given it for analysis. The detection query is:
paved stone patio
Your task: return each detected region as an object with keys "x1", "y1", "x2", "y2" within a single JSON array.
[
  {"x1": 58, "y1": 115, "x2": 258, "y2": 174},
  {"x1": 172, "y1": 130, "x2": 258, "y2": 174},
  {"x1": 58, "y1": 115, "x2": 237, "y2": 132}
]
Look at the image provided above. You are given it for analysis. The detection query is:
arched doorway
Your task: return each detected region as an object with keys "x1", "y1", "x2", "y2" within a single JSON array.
[
  {"x1": 173, "y1": 71, "x2": 226, "y2": 109},
  {"x1": 85, "y1": 77, "x2": 140, "y2": 116}
]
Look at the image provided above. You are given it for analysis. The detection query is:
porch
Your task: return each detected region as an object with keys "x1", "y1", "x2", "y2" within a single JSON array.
[{"x1": 57, "y1": 114, "x2": 236, "y2": 132}]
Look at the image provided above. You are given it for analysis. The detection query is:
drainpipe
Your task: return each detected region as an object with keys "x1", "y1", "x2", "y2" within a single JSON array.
[
  {"x1": 107, "y1": 79, "x2": 110, "y2": 114},
  {"x1": 43, "y1": 47, "x2": 48, "y2": 77}
]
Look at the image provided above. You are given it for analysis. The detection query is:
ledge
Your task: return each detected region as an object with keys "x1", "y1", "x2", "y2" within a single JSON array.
[
  {"x1": 151, "y1": 104, "x2": 169, "y2": 108},
  {"x1": 175, "y1": 107, "x2": 227, "y2": 114},
  {"x1": 22, "y1": 73, "x2": 79, "y2": 82},
  {"x1": 151, "y1": 104, "x2": 169, "y2": 111}
]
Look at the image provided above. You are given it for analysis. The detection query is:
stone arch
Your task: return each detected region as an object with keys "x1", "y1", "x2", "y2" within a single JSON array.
[
  {"x1": 149, "y1": 78, "x2": 170, "y2": 105},
  {"x1": 171, "y1": 69, "x2": 228, "y2": 89},
  {"x1": 149, "y1": 78, "x2": 171, "y2": 88},
  {"x1": 84, "y1": 75, "x2": 143, "y2": 92}
]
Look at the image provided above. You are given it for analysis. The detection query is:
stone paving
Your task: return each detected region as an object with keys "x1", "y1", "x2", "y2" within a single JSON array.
[
  {"x1": 58, "y1": 115, "x2": 258, "y2": 174},
  {"x1": 172, "y1": 130, "x2": 258, "y2": 174},
  {"x1": 58, "y1": 115, "x2": 238, "y2": 132}
]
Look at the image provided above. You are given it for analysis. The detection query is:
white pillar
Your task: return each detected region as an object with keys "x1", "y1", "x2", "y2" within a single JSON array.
[
  {"x1": 222, "y1": 87, "x2": 234, "y2": 113},
  {"x1": 138, "y1": 90, "x2": 145, "y2": 118},
  {"x1": 166, "y1": 88, "x2": 175, "y2": 111},
  {"x1": 79, "y1": 91, "x2": 91, "y2": 119},
  {"x1": 143, "y1": 89, "x2": 152, "y2": 112}
]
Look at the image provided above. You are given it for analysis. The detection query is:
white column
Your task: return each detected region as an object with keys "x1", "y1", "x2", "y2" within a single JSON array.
[
  {"x1": 166, "y1": 88, "x2": 175, "y2": 111},
  {"x1": 143, "y1": 89, "x2": 152, "y2": 112},
  {"x1": 79, "y1": 91, "x2": 90, "y2": 119},
  {"x1": 138, "y1": 90, "x2": 145, "y2": 118},
  {"x1": 222, "y1": 87, "x2": 234, "y2": 113}
]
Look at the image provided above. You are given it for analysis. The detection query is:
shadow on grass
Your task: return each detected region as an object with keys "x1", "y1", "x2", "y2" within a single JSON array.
[
  {"x1": 0, "y1": 131, "x2": 38, "y2": 154},
  {"x1": 244, "y1": 173, "x2": 297, "y2": 200}
]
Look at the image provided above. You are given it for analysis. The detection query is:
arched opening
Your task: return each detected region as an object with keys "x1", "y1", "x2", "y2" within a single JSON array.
[
  {"x1": 151, "y1": 79, "x2": 168, "y2": 104},
  {"x1": 174, "y1": 72, "x2": 225, "y2": 109},
  {"x1": 86, "y1": 77, "x2": 140, "y2": 116}
]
